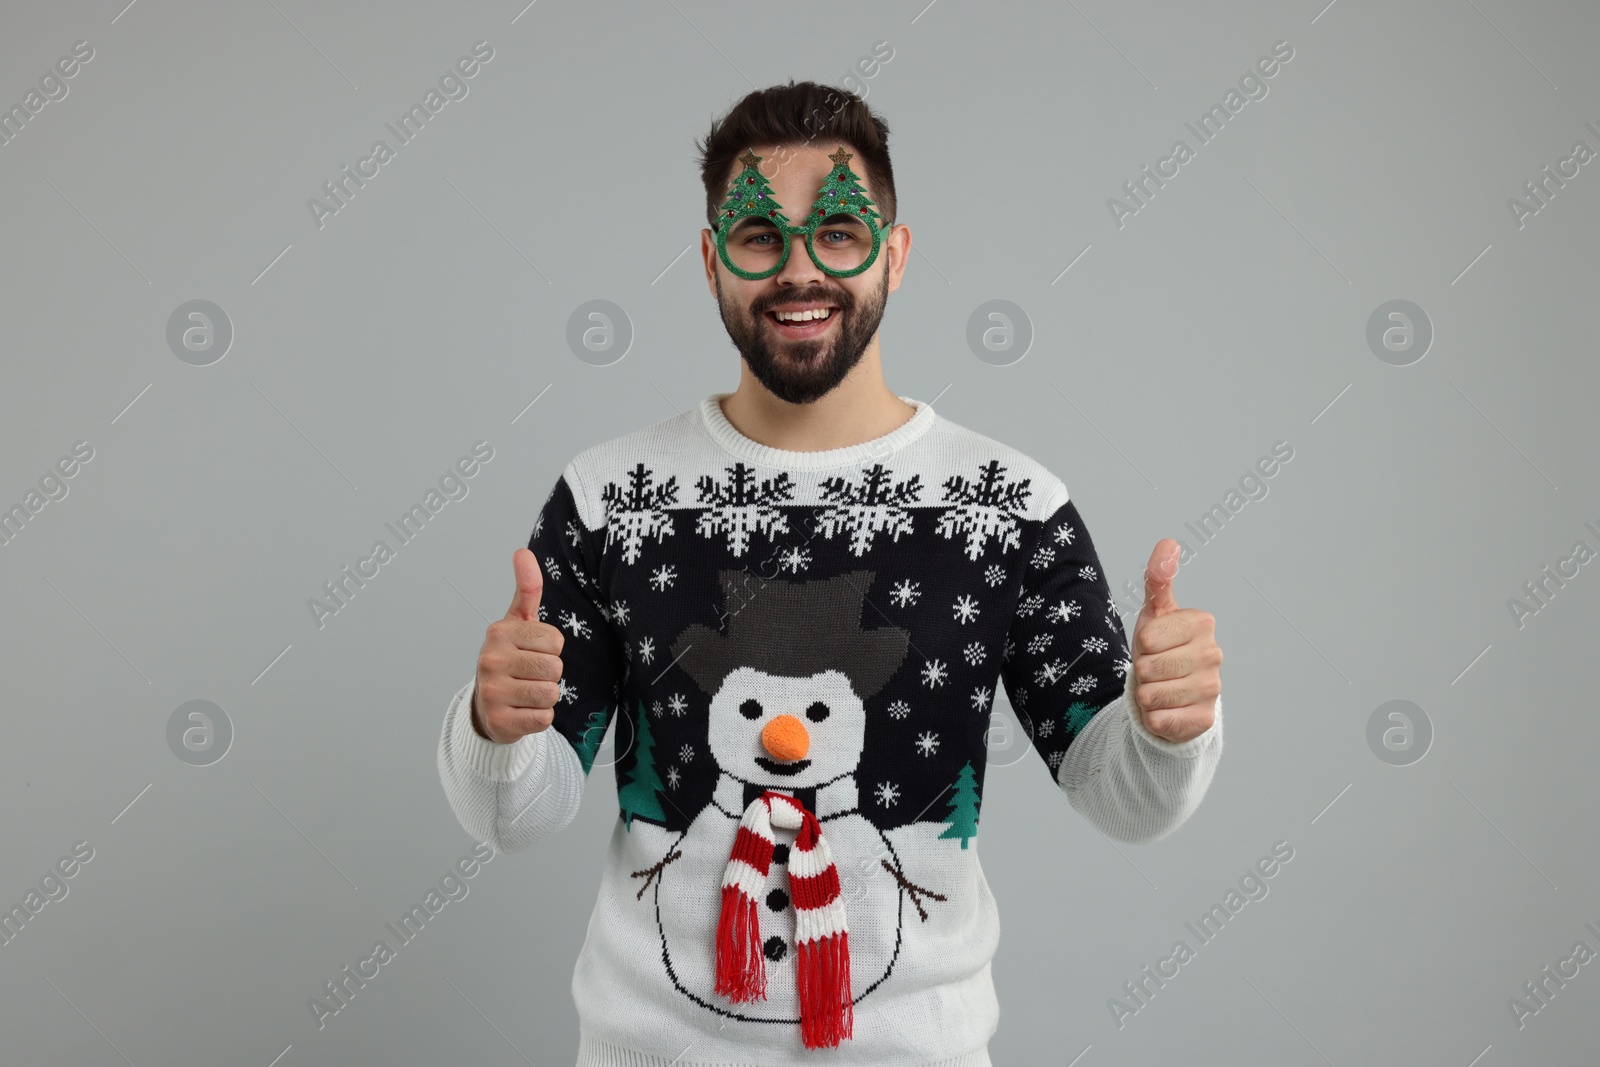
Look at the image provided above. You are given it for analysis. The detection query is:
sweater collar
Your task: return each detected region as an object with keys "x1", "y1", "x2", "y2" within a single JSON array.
[
  {"x1": 697, "y1": 392, "x2": 936, "y2": 471},
  {"x1": 714, "y1": 771, "x2": 858, "y2": 820}
]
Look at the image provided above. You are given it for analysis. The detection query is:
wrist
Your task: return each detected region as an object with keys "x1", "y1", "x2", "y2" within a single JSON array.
[{"x1": 470, "y1": 683, "x2": 493, "y2": 742}]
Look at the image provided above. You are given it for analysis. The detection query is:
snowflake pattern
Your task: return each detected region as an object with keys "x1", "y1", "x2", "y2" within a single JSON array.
[
  {"x1": 970, "y1": 686, "x2": 992, "y2": 712},
  {"x1": 887, "y1": 699, "x2": 911, "y2": 720},
  {"x1": 648, "y1": 565, "x2": 677, "y2": 592},
  {"x1": 1035, "y1": 659, "x2": 1069, "y2": 687},
  {"x1": 983, "y1": 564, "x2": 1006, "y2": 587},
  {"x1": 651, "y1": 699, "x2": 664, "y2": 718},
  {"x1": 874, "y1": 781, "x2": 901, "y2": 807},
  {"x1": 777, "y1": 545, "x2": 812, "y2": 573},
  {"x1": 694, "y1": 462, "x2": 793, "y2": 556},
  {"x1": 599, "y1": 463, "x2": 679, "y2": 565},
  {"x1": 608, "y1": 600, "x2": 630, "y2": 626},
  {"x1": 1047, "y1": 750, "x2": 1065, "y2": 771},
  {"x1": 557, "y1": 610, "x2": 592, "y2": 639},
  {"x1": 543, "y1": 556, "x2": 562, "y2": 582},
  {"x1": 952, "y1": 595, "x2": 981, "y2": 624},
  {"x1": 1027, "y1": 633, "x2": 1054, "y2": 654},
  {"x1": 1038, "y1": 717, "x2": 1056, "y2": 737},
  {"x1": 1052, "y1": 521, "x2": 1076, "y2": 546},
  {"x1": 1069, "y1": 675, "x2": 1096, "y2": 695},
  {"x1": 1083, "y1": 635, "x2": 1109, "y2": 654},
  {"x1": 915, "y1": 731, "x2": 940, "y2": 757},
  {"x1": 679, "y1": 744, "x2": 694, "y2": 763},
  {"x1": 963, "y1": 641, "x2": 986, "y2": 666},
  {"x1": 666, "y1": 766, "x2": 682, "y2": 789},
  {"x1": 920, "y1": 659, "x2": 948, "y2": 688},
  {"x1": 1046, "y1": 599, "x2": 1081, "y2": 625},
  {"x1": 637, "y1": 636, "x2": 655, "y2": 664},
  {"x1": 557, "y1": 678, "x2": 578, "y2": 705},
  {"x1": 1017, "y1": 593, "x2": 1044, "y2": 618},
  {"x1": 1077, "y1": 564, "x2": 1098, "y2": 581},
  {"x1": 1031, "y1": 546, "x2": 1055, "y2": 569},
  {"x1": 934, "y1": 459, "x2": 1033, "y2": 561},
  {"x1": 667, "y1": 692, "x2": 688, "y2": 717},
  {"x1": 814, "y1": 463, "x2": 923, "y2": 556},
  {"x1": 889, "y1": 579, "x2": 921, "y2": 608}
]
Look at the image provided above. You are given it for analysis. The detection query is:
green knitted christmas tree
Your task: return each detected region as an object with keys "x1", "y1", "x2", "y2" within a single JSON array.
[
  {"x1": 570, "y1": 708, "x2": 610, "y2": 775},
  {"x1": 617, "y1": 699, "x2": 667, "y2": 829},
  {"x1": 937, "y1": 761, "x2": 981, "y2": 849}
]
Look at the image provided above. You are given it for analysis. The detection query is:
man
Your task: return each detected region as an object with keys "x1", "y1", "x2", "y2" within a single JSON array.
[{"x1": 438, "y1": 80, "x2": 1223, "y2": 1067}]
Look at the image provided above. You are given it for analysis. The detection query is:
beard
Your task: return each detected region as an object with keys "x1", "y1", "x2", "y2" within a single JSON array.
[{"x1": 715, "y1": 263, "x2": 890, "y2": 405}]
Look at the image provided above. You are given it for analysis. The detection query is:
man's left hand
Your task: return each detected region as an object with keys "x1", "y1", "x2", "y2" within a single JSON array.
[{"x1": 1130, "y1": 539, "x2": 1222, "y2": 743}]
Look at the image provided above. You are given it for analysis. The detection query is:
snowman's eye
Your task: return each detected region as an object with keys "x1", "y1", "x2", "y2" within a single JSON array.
[
  {"x1": 805, "y1": 701, "x2": 830, "y2": 722},
  {"x1": 739, "y1": 698, "x2": 764, "y2": 720}
]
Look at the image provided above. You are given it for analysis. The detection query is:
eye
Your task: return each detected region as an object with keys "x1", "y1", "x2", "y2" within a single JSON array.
[
  {"x1": 805, "y1": 701, "x2": 830, "y2": 722},
  {"x1": 740, "y1": 698, "x2": 764, "y2": 720}
]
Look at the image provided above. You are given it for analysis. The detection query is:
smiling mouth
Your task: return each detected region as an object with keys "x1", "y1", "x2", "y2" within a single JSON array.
[
  {"x1": 754, "y1": 756, "x2": 811, "y2": 776},
  {"x1": 764, "y1": 309, "x2": 839, "y2": 339}
]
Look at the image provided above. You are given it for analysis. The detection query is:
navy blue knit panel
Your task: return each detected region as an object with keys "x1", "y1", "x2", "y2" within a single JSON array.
[
  {"x1": 999, "y1": 497, "x2": 1134, "y2": 782},
  {"x1": 526, "y1": 471, "x2": 627, "y2": 776}
]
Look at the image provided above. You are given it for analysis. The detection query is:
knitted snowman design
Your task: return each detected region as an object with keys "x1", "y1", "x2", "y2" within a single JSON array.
[{"x1": 631, "y1": 570, "x2": 947, "y2": 1049}]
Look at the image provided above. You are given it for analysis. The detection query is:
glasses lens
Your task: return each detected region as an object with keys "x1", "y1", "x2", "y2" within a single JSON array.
[
  {"x1": 724, "y1": 217, "x2": 786, "y2": 276},
  {"x1": 810, "y1": 214, "x2": 875, "y2": 274}
]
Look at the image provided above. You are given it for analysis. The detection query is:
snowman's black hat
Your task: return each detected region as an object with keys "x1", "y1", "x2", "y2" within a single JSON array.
[{"x1": 670, "y1": 568, "x2": 910, "y2": 701}]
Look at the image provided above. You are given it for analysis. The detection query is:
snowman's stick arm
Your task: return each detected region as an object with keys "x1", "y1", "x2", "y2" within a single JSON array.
[
  {"x1": 629, "y1": 848, "x2": 683, "y2": 900},
  {"x1": 879, "y1": 857, "x2": 947, "y2": 922}
]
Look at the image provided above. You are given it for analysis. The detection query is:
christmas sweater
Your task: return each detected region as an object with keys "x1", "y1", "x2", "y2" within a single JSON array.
[{"x1": 437, "y1": 392, "x2": 1224, "y2": 1067}]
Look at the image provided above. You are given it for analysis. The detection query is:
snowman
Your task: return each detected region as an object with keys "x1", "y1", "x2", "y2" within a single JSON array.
[{"x1": 626, "y1": 569, "x2": 951, "y2": 1048}]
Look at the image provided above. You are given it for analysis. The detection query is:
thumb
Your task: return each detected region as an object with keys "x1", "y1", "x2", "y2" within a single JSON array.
[
  {"x1": 506, "y1": 547, "x2": 544, "y2": 622},
  {"x1": 1138, "y1": 539, "x2": 1180, "y2": 627}
]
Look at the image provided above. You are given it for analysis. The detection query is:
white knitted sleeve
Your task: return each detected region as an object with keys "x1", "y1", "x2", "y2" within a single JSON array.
[
  {"x1": 436, "y1": 676, "x2": 589, "y2": 854},
  {"x1": 1056, "y1": 667, "x2": 1223, "y2": 844}
]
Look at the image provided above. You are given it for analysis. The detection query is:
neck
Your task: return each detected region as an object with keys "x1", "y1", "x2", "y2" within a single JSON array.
[{"x1": 722, "y1": 349, "x2": 916, "y2": 452}]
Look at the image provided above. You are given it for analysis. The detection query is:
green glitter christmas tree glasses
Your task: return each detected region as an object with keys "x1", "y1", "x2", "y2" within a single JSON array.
[{"x1": 715, "y1": 146, "x2": 889, "y2": 280}]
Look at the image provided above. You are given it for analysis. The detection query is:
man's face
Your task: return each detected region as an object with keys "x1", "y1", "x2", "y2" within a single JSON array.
[{"x1": 702, "y1": 142, "x2": 907, "y2": 405}]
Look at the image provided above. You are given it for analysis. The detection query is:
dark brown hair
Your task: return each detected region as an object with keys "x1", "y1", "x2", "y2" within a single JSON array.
[{"x1": 695, "y1": 79, "x2": 897, "y2": 234}]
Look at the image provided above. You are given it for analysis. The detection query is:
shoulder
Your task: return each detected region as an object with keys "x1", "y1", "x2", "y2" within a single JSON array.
[
  {"x1": 919, "y1": 409, "x2": 1070, "y2": 524},
  {"x1": 562, "y1": 406, "x2": 703, "y2": 530}
]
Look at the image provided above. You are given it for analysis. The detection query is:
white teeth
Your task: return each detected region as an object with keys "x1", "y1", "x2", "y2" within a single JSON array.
[{"x1": 773, "y1": 308, "x2": 832, "y2": 323}]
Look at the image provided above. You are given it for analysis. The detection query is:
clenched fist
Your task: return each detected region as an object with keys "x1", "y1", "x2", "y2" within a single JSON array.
[{"x1": 471, "y1": 548, "x2": 567, "y2": 744}]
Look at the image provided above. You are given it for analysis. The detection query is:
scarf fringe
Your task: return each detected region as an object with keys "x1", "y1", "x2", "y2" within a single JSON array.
[
  {"x1": 796, "y1": 930, "x2": 853, "y2": 1048},
  {"x1": 714, "y1": 883, "x2": 766, "y2": 1002}
]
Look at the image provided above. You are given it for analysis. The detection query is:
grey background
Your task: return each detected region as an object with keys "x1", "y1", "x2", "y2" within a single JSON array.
[{"x1": 2, "y1": 0, "x2": 1596, "y2": 1064}]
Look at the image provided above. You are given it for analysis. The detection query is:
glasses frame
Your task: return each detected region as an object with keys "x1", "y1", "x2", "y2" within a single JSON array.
[{"x1": 714, "y1": 146, "x2": 888, "y2": 281}]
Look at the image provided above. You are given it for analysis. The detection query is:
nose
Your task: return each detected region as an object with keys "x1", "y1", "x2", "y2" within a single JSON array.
[
  {"x1": 761, "y1": 714, "x2": 810, "y2": 761},
  {"x1": 773, "y1": 232, "x2": 825, "y2": 286}
]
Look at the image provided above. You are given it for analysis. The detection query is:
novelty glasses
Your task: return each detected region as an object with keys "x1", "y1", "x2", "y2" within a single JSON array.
[{"x1": 715, "y1": 146, "x2": 889, "y2": 280}]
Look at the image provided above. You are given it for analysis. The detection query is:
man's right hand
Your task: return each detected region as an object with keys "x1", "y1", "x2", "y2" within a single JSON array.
[{"x1": 471, "y1": 548, "x2": 566, "y2": 744}]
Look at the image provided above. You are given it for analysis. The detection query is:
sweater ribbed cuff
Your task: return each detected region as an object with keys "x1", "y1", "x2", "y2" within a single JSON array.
[
  {"x1": 449, "y1": 678, "x2": 544, "y2": 781},
  {"x1": 1122, "y1": 665, "x2": 1223, "y2": 759}
]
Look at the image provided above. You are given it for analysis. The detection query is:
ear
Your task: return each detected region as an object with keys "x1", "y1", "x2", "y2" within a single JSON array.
[
  {"x1": 701, "y1": 228, "x2": 719, "y2": 298},
  {"x1": 885, "y1": 222, "x2": 911, "y2": 293}
]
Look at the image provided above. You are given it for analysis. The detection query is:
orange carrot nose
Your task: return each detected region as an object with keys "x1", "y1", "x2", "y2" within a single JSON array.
[{"x1": 761, "y1": 714, "x2": 810, "y2": 761}]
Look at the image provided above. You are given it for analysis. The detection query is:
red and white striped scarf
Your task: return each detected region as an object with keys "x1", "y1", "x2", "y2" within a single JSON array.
[{"x1": 715, "y1": 789, "x2": 853, "y2": 1048}]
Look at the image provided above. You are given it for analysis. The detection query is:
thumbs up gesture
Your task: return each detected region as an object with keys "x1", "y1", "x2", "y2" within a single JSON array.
[
  {"x1": 1129, "y1": 539, "x2": 1222, "y2": 744},
  {"x1": 470, "y1": 548, "x2": 567, "y2": 744}
]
